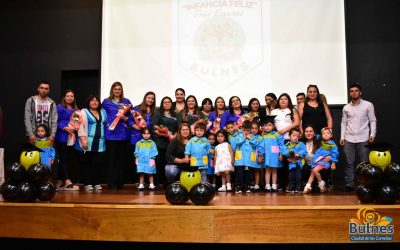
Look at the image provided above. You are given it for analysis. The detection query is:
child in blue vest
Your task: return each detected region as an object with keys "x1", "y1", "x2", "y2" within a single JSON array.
[
  {"x1": 280, "y1": 128, "x2": 306, "y2": 193},
  {"x1": 134, "y1": 127, "x2": 158, "y2": 191},
  {"x1": 184, "y1": 122, "x2": 211, "y2": 183},
  {"x1": 257, "y1": 116, "x2": 284, "y2": 192},
  {"x1": 303, "y1": 127, "x2": 338, "y2": 193},
  {"x1": 207, "y1": 132, "x2": 217, "y2": 189},
  {"x1": 34, "y1": 124, "x2": 55, "y2": 169}
]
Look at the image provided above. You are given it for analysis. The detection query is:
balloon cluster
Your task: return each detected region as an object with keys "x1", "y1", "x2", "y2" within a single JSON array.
[
  {"x1": 165, "y1": 169, "x2": 214, "y2": 205},
  {"x1": 1, "y1": 161, "x2": 56, "y2": 202},
  {"x1": 355, "y1": 161, "x2": 400, "y2": 204}
]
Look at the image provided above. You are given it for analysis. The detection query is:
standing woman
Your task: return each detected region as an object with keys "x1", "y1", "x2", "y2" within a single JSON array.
[
  {"x1": 54, "y1": 90, "x2": 79, "y2": 190},
  {"x1": 172, "y1": 88, "x2": 186, "y2": 113},
  {"x1": 264, "y1": 93, "x2": 277, "y2": 116},
  {"x1": 102, "y1": 82, "x2": 132, "y2": 189},
  {"x1": 209, "y1": 96, "x2": 226, "y2": 133},
  {"x1": 298, "y1": 85, "x2": 333, "y2": 136},
  {"x1": 247, "y1": 98, "x2": 265, "y2": 124},
  {"x1": 153, "y1": 96, "x2": 178, "y2": 188},
  {"x1": 220, "y1": 96, "x2": 246, "y2": 129},
  {"x1": 200, "y1": 98, "x2": 213, "y2": 119},
  {"x1": 177, "y1": 95, "x2": 205, "y2": 127},
  {"x1": 75, "y1": 95, "x2": 107, "y2": 191},
  {"x1": 270, "y1": 93, "x2": 300, "y2": 191}
]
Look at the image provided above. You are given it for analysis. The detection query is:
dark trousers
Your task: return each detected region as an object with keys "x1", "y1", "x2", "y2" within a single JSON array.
[
  {"x1": 55, "y1": 141, "x2": 77, "y2": 182},
  {"x1": 288, "y1": 166, "x2": 302, "y2": 190},
  {"x1": 77, "y1": 150, "x2": 104, "y2": 186},
  {"x1": 155, "y1": 147, "x2": 167, "y2": 187},
  {"x1": 235, "y1": 165, "x2": 252, "y2": 187},
  {"x1": 106, "y1": 140, "x2": 130, "y2": 189}
]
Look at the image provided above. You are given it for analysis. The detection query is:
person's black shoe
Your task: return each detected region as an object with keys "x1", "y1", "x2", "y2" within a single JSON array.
[{"x1": 342, "y1": 186, "x2": 354, "y2": 192}]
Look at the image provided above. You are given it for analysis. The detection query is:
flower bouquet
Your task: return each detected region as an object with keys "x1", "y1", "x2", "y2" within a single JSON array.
[
  {"x1": 236, "y1": 112, "x2": 257, "y2": 128},
  {"x1": 212, "y1": 115, "x2": 222, "y2": 133},
  {"x1": 66, "y1": 110, "x2": 83, "y2": 146},
  {"x1": 154, "y1": 125, "x2": 174, "y2": 141},
  {"x1": 190, "y1": 118, "x2": 212, "y2": 135},
  {"x1": 109, "y1": 104, "x2": 132, "y2": 130},
  {"x1": 131, "y1": 110, "x2": 147, "y2": 129}
]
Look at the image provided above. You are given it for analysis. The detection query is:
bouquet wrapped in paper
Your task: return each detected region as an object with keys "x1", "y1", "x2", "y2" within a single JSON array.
[
  {"x1": 190, "y1": 118, "x2": 212, "y2": 135},
  {"x1": 154, "y1": 125, "x2": 174, "y2": 141},
  {"x1": 131, "y1": 110, "x2": 147, "y2": 129},
  {"x1": 236, "y1": 112, "x2": 257, "y2": 128},
  {"x1": 212, "y1": 115, "x2": 222, "y2": 133},
  {"x1": 66, "y1": 110, "x2": 83, "y2": 146},
  {"x1": 109, "y1": 104, "x2": 132, "y2": 130}
]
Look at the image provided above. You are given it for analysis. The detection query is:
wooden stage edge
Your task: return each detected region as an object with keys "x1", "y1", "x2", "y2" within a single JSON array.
[{"x1": 1, "y1": 191, "x2": 399, "y2": 244}]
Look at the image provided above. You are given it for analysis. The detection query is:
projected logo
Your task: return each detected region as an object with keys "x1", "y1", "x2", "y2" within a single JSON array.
[
  {"x1": 178, "y1": 0, "x2": 264, "y2": 90},
  {"x1": 349, "y1": 208, "x2": 394, "y2": 241}
]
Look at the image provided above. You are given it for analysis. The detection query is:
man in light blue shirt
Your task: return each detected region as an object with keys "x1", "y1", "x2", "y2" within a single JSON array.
[{"x1": 340, "y1": 83, "x2": 377, "y2": 191}]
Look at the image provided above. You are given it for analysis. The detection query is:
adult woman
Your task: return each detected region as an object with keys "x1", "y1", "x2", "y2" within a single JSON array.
[
  {"x1": 220, "y1": 96, "x2": 246, "y2": 129},
  {"x1": 209, "y1": 96, "x2": 226, "y2": 133},
  {"x1": 200, "y1": 98, "x2": 213, "y2": 119},
  {"x1": 153, "y1": 96, "x2": 178, "y2": 188},
  {"x1": 102, "y1": 82, "x2": 132, "y2": 189},
  {"x1": 247, "y1": 98, "x2": 265, "y2": 124},
  {"x1": 298, "y1": 85, "x2": 333, "y2": 135},
  {"x1": 172, "y1": 88, "x2": 186, "y2": 113},
  {"x1": 301, "y1": 125, "x2": 320, "y2": 184},
  {"x1": 75, "y1": 95, "x2": 107, "y2": 191},
  {"x1": 54, "y1": 90, "x2": 79, "y2": 190},
  {"x1": 177, "y1": 95, "x2": 205, "y2": 128},
  {"x1": 264, "y1": 93, "x2": 277, "y2": 116},
  {"x1": 165, "y1": 123, "x2": 191, "y2": 183},
  {"x1": 129, "y1": 91, "x2": 156, "y2": 146},
  {"x1": 270, "y1": 93, "x2": 300, "y2": 140}
]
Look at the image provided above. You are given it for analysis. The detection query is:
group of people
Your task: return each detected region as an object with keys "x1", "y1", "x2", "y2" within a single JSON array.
[{"x1": 23, "y1": 80, "x2": 377, "y2": 193}]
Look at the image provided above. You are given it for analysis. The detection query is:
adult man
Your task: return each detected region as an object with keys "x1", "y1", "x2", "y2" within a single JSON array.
[
  {"x1": 24, "y1": 81, "x2": 58, "y2": 145},
  {"x1": 295, "y1": 92, "x2": 305, "y2": 108},
  {"x1": 340, "y1": 83, "x2": 377, "y2": 192}
]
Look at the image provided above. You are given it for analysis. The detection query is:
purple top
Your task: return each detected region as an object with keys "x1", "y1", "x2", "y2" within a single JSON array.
[
  {"x1": 55, "y1": 104, "x2": 75, "y2": 143},
  {"x1": 128, "y1": 105, "x2": 153, "y2": 145},
  {"x1": 220, "y1": 110, "x2": 245, "y2": 128},
  {"x1": 102, "y1": 98, "x2": 132, "y2": 141}
]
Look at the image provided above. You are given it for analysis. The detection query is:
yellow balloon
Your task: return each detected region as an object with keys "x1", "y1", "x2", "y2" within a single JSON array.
[
  {"x1": 20, "y1": 150, "x2": 40, "y2": 169},
  {"x1": 180, "y1": 170, "x2": 201, "y2": 192},
  {"x1": 369, "y1": 150, "x2": 391, "y2": 171}
]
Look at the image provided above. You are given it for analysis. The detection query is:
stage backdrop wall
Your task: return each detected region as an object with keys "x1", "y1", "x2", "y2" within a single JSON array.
[{"x1": 1, "y1": 0, "x2": 399, "y2": 185}]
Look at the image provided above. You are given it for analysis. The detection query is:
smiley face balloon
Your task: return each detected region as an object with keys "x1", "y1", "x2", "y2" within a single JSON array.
[
  {"x1": 366, "y1": 142, "x2": 393, "y2": 171},
  {"x1": 180, "y1": 168, "x2": 201, "y2": 192},
  {"x1": 19, "y1": 143, "x2": 43, "y2": 170}
]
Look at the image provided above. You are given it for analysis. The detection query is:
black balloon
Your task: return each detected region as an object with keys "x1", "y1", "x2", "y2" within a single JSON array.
[
  {"x1": 376, "y1": 184, "x2": 397, "y2": 204},
  {"x1": 27, "y1": 163, "x2": 51, "y2": 183},
  {"x1": 0, "y1": 180, "x2": 19, "y2": 201},
  {"x1": 189, "y1": 183, "x2": 214, "y2": 205},
  {"x1": 355, "y1": 161, "x2": 369, "y2": 184},
  {"x1": 16, "y1": 181, "x2": 37, "y2": 202},
  {"x1": 356, "y1": 184, "x2": 375, "y2": 203},
  {"x1": 165, "y1": 164, "x2": 181, "y2": 184},
  {"x1": 358, "y1": 164, "x2": 384, "y2": 187},
  {"x1": 384, "y1": 162, "x2": 400, "y2": 186},
  {"x1": 37, "y1": 181, "x2": 56, "y2": 201},
  {"x1": 6, "y1": 162, "x2": 27, "y2": 182},
  {"x1": 202, "y1": 182, "x2": 215, "y2": 200},
  {"x1": 165, "y1": 182, "x2": 189, "y2": 205}
]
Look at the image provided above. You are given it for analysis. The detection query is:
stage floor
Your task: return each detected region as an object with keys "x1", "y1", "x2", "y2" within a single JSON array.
[{"x1": 1, "y1": 185, "x2": 399, "y2": 243}]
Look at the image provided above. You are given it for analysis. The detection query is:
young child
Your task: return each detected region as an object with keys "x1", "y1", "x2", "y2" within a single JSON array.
[
  {"x1": 207, "y1": 133, "x2": 217, "y2": 189},
  {"x1": 235, "y1": 120, "x2": 257, "y2": 193},
  {"x1": 250, "y1": 121, "x2": 262, "y2": 191},
  {"x1": 214, "y1": 129, "x2": 235, "y2": 191},
  {"x1": 280, "y1": 128, "x2": 306, "y2": 193},
  {"x1": 303, "y1": 127, "x2": 338, "y2": 193},
  {"x1": 34, "y1": 124, "x2": 55, "y2": 169},
  {"x1": 184, "y1": 123, "x2": 211, "y2": 183},
  {"x1": 257, "y1": 116, "x2": 284, "y2": 192},
  {"x1": 134, "y1": 127, "x2": 158, "y2": 191},
  {"x1": 225, "y1": 121, "x2": 240, "y2": 152}
]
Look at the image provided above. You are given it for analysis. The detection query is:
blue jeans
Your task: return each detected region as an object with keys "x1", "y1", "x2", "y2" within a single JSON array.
[{"x1": 343, "y1": 140, "x2": 369, "y2": 187}]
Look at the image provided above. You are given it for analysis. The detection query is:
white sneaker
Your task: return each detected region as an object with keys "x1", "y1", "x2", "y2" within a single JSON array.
[
  {"x1": 226, "y1": 183, "x2": 232, "y2": 191},
  {"x1": 218, "y1": 185, "x2": 227, "y2": 192},
  {"x1": 84, "y1": 185, "x2": 93, "y2": 191},
  {"x1": 94, "y1": 185, "x2": 102, "y2": 190},
  {"x1": 318, "y1": 181, "x2": 327, "y2": 193}
]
